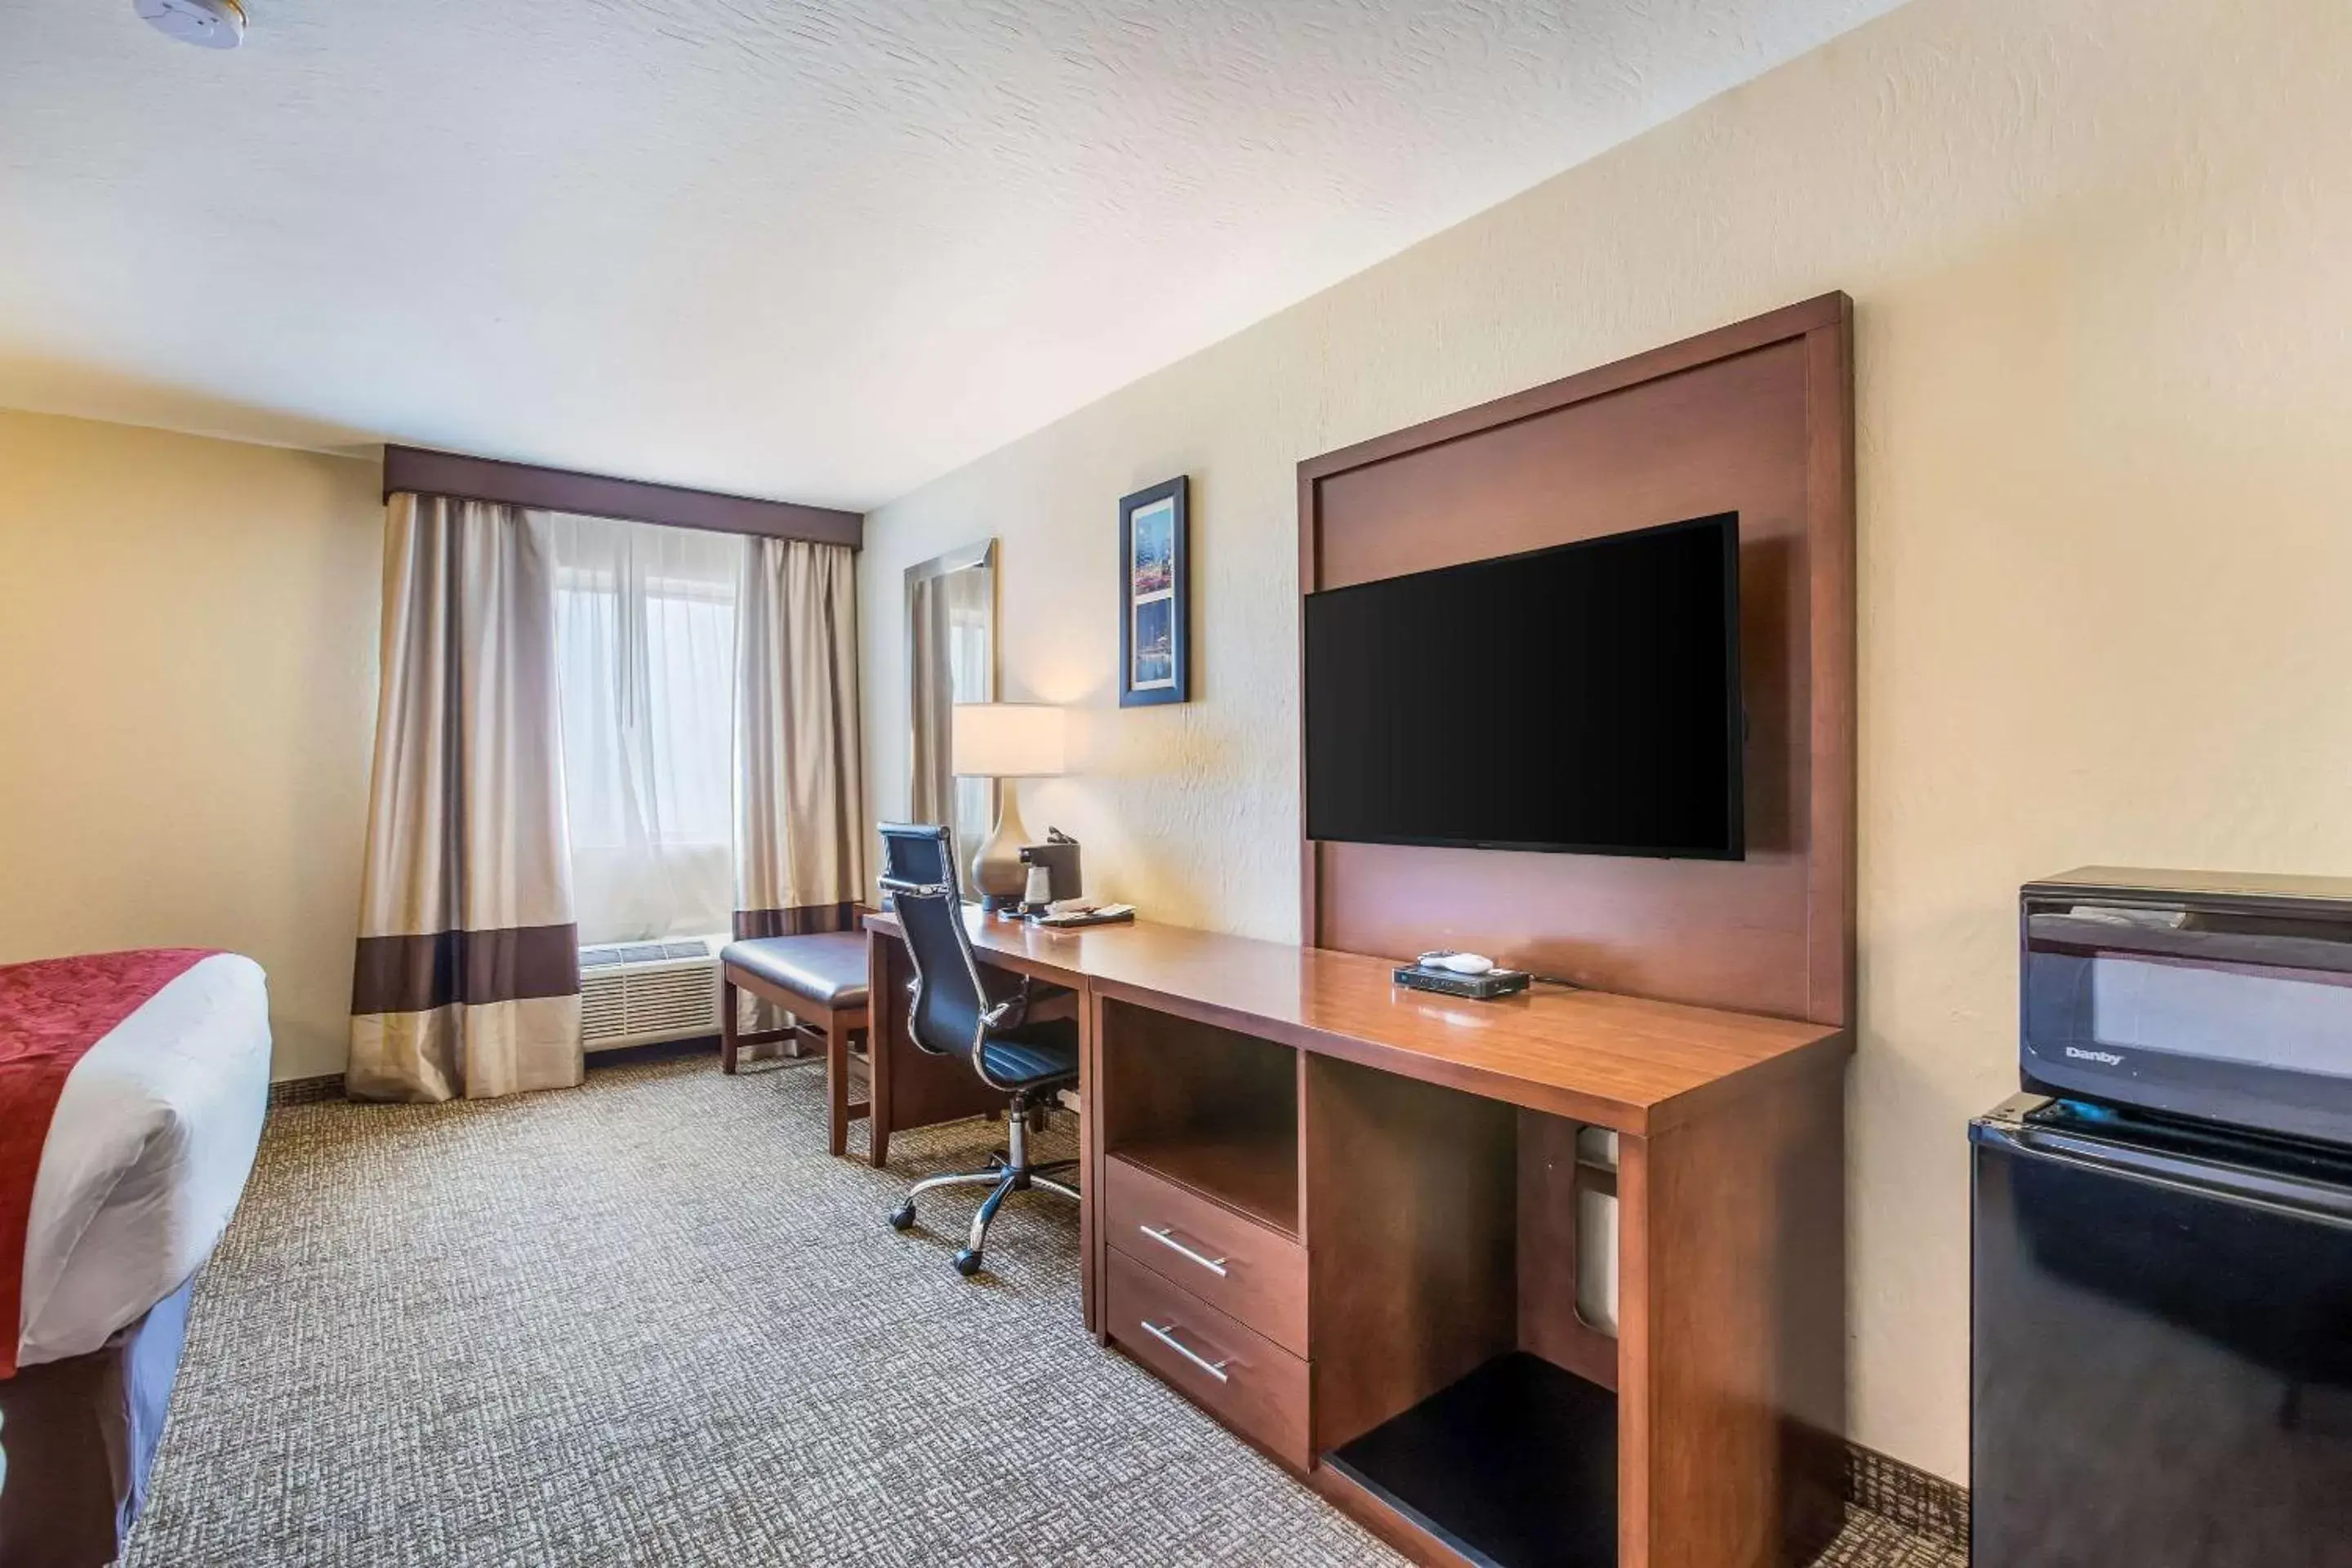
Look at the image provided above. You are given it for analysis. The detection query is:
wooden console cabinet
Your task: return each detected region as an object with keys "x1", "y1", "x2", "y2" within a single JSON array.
[
  {"x1": 867, "y1": 909, "x2": 1850, "y2": 1568},
  {"x1": 1080, "y1": 929, "x2": 1849, "y2": 1568}
]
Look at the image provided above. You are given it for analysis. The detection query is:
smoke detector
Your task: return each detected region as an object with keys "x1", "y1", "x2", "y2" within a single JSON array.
[{"x1": 136, "y1": 0, "x2": 246, "y2": 49}]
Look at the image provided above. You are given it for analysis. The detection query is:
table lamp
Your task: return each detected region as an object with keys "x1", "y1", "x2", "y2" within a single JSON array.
[{"x1": 951, "y1": 702, "x2": 1067, "y2": 911}]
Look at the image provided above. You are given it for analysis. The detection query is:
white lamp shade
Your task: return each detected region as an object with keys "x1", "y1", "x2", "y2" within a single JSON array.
[{"x1": 952, "y1": 703, "x2": 1067, "y2": 778}]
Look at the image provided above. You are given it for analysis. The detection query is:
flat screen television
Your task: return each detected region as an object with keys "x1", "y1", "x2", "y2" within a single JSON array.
[{"x1": 1303, "y1": 512, "x2": 1743, "y2": 859}]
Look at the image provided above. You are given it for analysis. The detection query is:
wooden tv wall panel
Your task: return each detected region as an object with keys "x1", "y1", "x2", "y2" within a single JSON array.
[{"x1": 1297, "y1": 295, "x2": 1856, "y2": 1027}]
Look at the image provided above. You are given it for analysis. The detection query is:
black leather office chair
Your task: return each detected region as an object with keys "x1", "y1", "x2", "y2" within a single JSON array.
[{"x1": 877, "y1": 822, "x2": 1080, "y2": 1276}]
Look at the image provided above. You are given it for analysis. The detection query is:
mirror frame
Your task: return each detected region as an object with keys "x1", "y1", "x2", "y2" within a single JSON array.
[{"x1": 904, "y1": 539, "x2": 1000, "y2": 894}]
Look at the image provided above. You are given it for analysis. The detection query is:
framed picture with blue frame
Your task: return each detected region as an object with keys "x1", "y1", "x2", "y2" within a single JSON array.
[{"x1": 1119, "y1": 476, "x2": 1189, "y2": 706}]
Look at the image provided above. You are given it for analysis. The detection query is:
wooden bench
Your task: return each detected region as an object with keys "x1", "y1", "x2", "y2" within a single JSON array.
[{"x1": 719, "y1": 933, "x2": 871, "y2": 1157}]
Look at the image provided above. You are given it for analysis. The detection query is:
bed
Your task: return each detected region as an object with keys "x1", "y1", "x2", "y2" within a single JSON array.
[{"x1": 0, "y1": 951, "x2": 271, "y2": 1568}]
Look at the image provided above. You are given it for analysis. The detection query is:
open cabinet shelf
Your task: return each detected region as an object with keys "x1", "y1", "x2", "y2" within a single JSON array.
[
  {"x1": 1325, "y1": 1352, "x2": 1617, "y2": 1568},
  {"x1": 1099, "y1": 996, "x2": 1303, "y2": 1238}
]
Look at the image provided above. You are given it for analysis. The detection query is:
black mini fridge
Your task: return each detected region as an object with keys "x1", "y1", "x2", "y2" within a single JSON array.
[
  {"x1": 1975, "y1": 868, "x2": 2352, "y2": 1566},
  {"x1": 1973, "y1": 1095, "x2": 2352, "y2": 1566}
]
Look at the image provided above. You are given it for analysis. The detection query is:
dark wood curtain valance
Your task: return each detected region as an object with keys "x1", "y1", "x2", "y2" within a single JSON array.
[{"x1": 382, "y1": 444, "x2": 863, "y2": 549}]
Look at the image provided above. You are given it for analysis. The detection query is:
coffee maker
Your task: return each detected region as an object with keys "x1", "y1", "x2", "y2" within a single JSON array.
[{"x1": 1016, "y1": 830, "x2": 1082, "y2": 911}]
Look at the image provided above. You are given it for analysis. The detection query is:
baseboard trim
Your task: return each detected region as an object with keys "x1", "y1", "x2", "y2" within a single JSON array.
[
  {"x1": 1845, "y1": 1440, "x2": 1968, "y2": 1550},
  {"x1": 267, "y1": 1074, "x2": 345, "y2": 1107},
  {"x1": 266, "y1": 1040, "x2": 732, "y2": 1106},
  {"x1": 586, "y1": 1035, "x2": 723, "y2": 1069}
]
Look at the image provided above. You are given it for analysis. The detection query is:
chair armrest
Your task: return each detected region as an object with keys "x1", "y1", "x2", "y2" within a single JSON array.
[{"x1": 979, "y1": 972, "x2": 1034, "y2": 1032}]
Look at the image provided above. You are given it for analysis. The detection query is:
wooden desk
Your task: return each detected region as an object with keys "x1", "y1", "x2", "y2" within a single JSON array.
[{"x1": 864, "y1": 908, "x2": 1849, "y2": 1568}]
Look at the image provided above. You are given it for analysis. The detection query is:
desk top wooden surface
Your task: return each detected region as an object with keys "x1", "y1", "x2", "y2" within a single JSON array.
[{"x1": 865, "y1": 907, "x2": 1847, "y2": 1134}]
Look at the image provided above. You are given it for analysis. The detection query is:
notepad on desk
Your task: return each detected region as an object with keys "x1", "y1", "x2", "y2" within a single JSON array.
[{"x1": 1027, "y1": 901, "x2": 1136, "y2": 929}]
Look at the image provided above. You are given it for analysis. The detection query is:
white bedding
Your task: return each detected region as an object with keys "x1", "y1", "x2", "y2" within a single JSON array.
[{"x1": 18, "y1": 953, "x2": 270, "y2": 1369}]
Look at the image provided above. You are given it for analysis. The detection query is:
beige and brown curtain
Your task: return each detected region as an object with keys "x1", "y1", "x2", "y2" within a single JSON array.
[
  {"x1": 735, "y1": 536, "x2": 865, "y2": 939},
  {"x1": 347, "y1": 494, "x2": 583, "y2": 1102}
]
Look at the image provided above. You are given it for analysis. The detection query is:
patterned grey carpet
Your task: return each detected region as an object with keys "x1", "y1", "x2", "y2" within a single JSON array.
[{"x1": 125, "y1": 1054, "x2": 1960, "y2": 1566}]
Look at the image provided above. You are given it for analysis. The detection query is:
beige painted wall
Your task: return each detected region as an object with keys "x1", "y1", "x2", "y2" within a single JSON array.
[
  {"x1": 0, "y1": 409, "x2": 382, "y2": 1081},
  {"x1": 861, "y1": 0, "x2": 2352, "y2": 1481}
]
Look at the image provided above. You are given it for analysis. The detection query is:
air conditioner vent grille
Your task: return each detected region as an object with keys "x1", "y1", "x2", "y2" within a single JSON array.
[
  {"x1": 575, "y1": 934, "x2": 727, "y2": 1050},
  {"x1": 621, "y1": 967, "x2": 718, "y2": 1033},
  {"x1": 580, "y1": 938, "x2": 715, "y2": 969},
  {"x1": 581, "y1": 981, "x2": 630, "y2": 1038}
]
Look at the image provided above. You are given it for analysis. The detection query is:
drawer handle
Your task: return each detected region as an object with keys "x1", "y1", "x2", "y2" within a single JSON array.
[
  {"x1": 1139, "y1": 1319, "x2": 1232, "y2": 1383},
  {"x1": 1138, "y1": 1223, "x2": 1230, "y2": 1277}
]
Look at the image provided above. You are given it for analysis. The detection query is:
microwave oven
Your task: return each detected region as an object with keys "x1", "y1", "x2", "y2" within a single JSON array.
[{"x1": 2021, "y1": 866, "x2": 2352, "y2": 1147}]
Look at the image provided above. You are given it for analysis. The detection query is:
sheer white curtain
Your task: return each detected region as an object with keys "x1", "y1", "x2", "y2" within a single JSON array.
[{"x1": 550, "y1": 513, "x2": 741, "y2": 944}]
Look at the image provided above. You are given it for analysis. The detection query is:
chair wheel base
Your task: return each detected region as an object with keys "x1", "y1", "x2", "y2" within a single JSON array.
[
  {"x1": 952, "y1": 1249, "x2": 984, "y2": 1276},
  {"x1": 887, "y1": 1202, "x2": 916, "y2": 1231}
]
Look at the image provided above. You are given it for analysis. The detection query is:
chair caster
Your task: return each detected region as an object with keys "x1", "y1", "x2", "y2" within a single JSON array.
[
  {"x1": 888, "y1": 1201, "x2": 916, "y2": 1231},
  {"x1": 952, "y1": 1249, "x2": 984, "y2": 1277}
]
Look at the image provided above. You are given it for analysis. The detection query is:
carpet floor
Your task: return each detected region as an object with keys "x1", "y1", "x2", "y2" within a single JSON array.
[{"x1": 125, "y1": 1054, "x2": 1962, "y2": 1566}]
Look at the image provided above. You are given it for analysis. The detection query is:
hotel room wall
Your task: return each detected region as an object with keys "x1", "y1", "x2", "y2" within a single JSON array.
[
  {"x1": 0, "y1": 409, "x2": 381, "y2": 1081},
  {"x1": 858, "y1": 0, "x2": 2352, "y2": 1483}
]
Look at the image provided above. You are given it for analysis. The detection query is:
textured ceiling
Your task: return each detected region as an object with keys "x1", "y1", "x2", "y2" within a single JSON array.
[{"x1": 0, "y1": 0, "x2": 1902, "y2": 508}]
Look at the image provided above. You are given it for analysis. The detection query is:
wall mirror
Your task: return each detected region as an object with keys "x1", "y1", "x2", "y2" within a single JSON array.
[{"x1": 905, "y1": 539, "x2": 998, "y2": 889}]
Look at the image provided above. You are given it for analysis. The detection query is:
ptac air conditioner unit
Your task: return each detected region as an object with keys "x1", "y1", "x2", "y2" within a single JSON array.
[{"x1": 578, "y1": 934, "x2": 729, "y2": 1052}]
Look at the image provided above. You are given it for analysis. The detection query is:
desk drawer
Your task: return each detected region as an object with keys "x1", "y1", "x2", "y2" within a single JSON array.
[
  {"x1": 1103, "y1": 1155, "x2": 1309, "y2": 1356},
  {"x1": 1107, "y1": 1250, "x2": 1309, "y2": 1468}
]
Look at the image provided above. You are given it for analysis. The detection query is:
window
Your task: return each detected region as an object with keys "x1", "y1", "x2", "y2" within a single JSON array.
[{"x1": 550, "y1": 513, "x2": 742, "y2": 945}]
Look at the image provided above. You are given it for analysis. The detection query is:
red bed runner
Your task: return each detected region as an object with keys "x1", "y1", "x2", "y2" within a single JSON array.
[{"x1": 0, "y1": 948, "x2": 216, "y2": 1378}]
